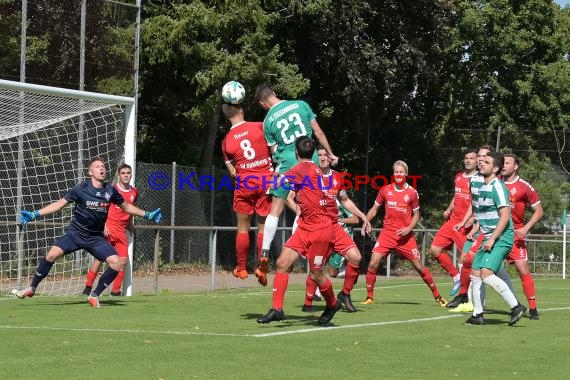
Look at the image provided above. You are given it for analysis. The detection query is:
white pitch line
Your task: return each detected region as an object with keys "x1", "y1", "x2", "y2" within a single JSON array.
[
  {"x1": 253, "y1": 305, "x2": 570, "y2": 338},
  {"x1": 254, "y1": 314, "x2": 464, "y2": 337},
  {"x1": 0, "y1": 325, "x2": 252, "y2": 338},
  {"x1": 2, "y1": 308, "x2": 569, "y2": 339}
]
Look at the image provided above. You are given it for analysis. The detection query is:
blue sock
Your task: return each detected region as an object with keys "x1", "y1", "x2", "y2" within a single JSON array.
[
  {"x1": 31, "y1": 258, "x2": 54, "y2": 289},
  {"x1": 92, "y1": 268, "x2": 119, "y2": 296}
]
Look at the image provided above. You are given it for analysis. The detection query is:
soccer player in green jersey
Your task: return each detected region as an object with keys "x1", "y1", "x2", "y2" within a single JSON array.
[
  {"x1": 447, "y1": 145, "x2": 516, "y2": 312},
  {"x1": 253, "y1": 84, "x2": 338, "y2": 286},
  {"x1": 464, "y1": 151, "x2": 526, "y2": 326}
]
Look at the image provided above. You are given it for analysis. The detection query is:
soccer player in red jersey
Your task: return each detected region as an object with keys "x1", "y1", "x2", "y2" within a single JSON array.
[
  {"x1": 362, "y1": 160, "x2": 447, "y2": 307},
  {"x1": 83, "y1": 163, "x2": 139, "y2": 296},
  {"x1": 257, "y1": 136, "x2": 340, "y2": 325},
  {"x1": 429, "y1": 149, "x2": 477, "y2": 296},
  {"x1": 302, "y1": 146, "x2": 371, "y2": 313},
  {"x1": 220, "y1": 103, "x2": 273, "y2": 284},
  {"x1": 502, "y1": 153, "x2": 543, "y2": 320}
]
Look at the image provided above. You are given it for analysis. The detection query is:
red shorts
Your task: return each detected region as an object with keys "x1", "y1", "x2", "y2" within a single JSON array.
[
  {"x1": 332, "y1": 223, "x2": 357, "y2": 255},
  {"x1": 432, "y1": 219, "x2": 472, "y2": 252},
  {"x1": 372, "y1": 229, "x2": 420, "y2": 261},
  {"x1": 107, "y1": 229, "x2": 129, "y2": 258},
  {"x1": 285, "y1": 225, "x2": 334, "y2": 271},
  {"x1": 507, "y1": 239, "x2": 527, "y2": 262},
  {"x1": 233, "y1": 177, "x2": 271, "y2": 216}
]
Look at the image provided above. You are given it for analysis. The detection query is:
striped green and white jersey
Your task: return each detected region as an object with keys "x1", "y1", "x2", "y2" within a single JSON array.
[
  {"x1": 469, "y1": 172, "x2": 485, "y2": 214},
  {"x1": 474, "y1": 177, "x2": 514, "y2": 240}
]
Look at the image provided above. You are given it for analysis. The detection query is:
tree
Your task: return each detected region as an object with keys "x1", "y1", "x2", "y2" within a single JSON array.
[{"x1": 139, "y1": 0, "x2": 307, "y2": 167}]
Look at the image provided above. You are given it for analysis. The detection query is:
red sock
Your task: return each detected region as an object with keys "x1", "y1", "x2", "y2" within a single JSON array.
[
  {"x1": 112, "y1": 270, "x2": 124, "y2": 293},
  {"x1": 305, "y1": 275, "x2": 318, "y2": 306},
  {"x1": 365, "y1": 269, "x2": 377, "y2": 299},
  {"x1": 342, "y1": 263, "x2": 359, "y2": 294},
  {"x1": 520, "y1": 273, "x2": 537, "y2": 309},
  {"x1": 459, "y1": 253, "x2": 473, "y2": 295},
  {"x1": 235, "y1": 232, "x2": 249, "y2": 270},
  {"x1": 319, "y1": 279, "x2": 336, "y2": 308},
  {"x1": 434, "y1": 252, "x2": 459, "y2": 277},
  {"x1": 272, "y1": 272, "x2": 289, "y2": 310},
  {"x1": 420, "y1": 267, "x2": 440, "y2": 298},
  {"x1": 256, "y1": 232, "x2": 264, "y2": 259},
  {"x1": 86, "y1": 269, "x2": 98, "y2": 287}
]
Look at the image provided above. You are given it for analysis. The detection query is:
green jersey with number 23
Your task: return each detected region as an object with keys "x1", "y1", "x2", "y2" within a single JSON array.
[{"x1": 263, "y1": 99, "x2": 315, "y2": 172}]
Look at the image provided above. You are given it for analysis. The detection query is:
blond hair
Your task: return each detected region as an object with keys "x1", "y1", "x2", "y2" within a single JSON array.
[{"x1": 393, "y1": 160, "x2": 409, "y2": 175}]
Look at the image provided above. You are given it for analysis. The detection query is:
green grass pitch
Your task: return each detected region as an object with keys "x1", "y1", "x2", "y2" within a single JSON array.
[{"x1": 1, "y1": 277, "x2": 569, "y2": 379}]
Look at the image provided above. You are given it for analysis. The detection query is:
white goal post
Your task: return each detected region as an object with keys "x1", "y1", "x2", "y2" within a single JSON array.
[{"x1": 0, "y1": 79, "x2": 137, "y2": 297}]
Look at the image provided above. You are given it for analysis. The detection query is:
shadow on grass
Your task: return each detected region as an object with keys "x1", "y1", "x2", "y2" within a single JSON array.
[{"x1": 241, "y1": 307, "x2": 345, "y2": 328}]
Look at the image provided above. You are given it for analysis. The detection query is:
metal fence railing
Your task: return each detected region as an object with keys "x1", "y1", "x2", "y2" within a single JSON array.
[{"x1": 134, "y1": 224, "x2": 570, "y2": 291}]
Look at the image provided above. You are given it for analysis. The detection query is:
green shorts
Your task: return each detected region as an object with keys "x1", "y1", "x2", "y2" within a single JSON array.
[
  {"x1": 461, "y1": 231, "x2": 479, "y2": 254},
  {"x1": 472, "y1": 237, "x2": 513, "y2": 273},
  {"x1": 270, "y1": 150, "x2": 319, "y2": 199},
  {"x1": 328, "y1": 253, "x2": 344, "y2": 269}
]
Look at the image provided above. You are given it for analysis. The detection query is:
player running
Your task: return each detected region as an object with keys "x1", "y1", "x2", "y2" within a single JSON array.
[
  {"x1": 501, "y1": 153, "x2": 543, "y2": 320},
  {"x1": 257, "y1": 136, "x2": 339, "y2": 325},
  {"x1": 429, "y1": 149, "x2": 477, "y2": 296},
  {"x1": 253, "y1": 84, "x2": 338, "y2": 285},
  {"x1": 83, "y1": 163, "x2": 138, "y2": 296},
  {"x1": 220, "y1": 103, "x2": 273, "y2": 284},
  {"x1": 362, "y1": 160, "x2": 447, "y2": 307},
  {"x1": 302, "y1": 146, "x2": 371, "y2": 313}
]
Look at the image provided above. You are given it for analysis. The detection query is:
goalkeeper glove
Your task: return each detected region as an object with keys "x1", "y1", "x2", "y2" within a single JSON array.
[
  {"x1": 144, "y1": 208, "x2": 162, "y2": 224},
  {"x1": 20, "y1": 210, "x2": 40, "y2": 225}
]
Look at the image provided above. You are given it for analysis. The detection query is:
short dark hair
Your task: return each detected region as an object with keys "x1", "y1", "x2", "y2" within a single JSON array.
[
  {"x1": 503, "y1": 153, "x2": 520, "y2": 167},
  {"x1": 253, "y1": 84, "x2": 274, "y2": 103},
  {"x1": 464, "y1": 148, "x2": 478, "y2": 155},
  {"x1": 478, "y1": 144, "x2": 495, "y2": 153},
  {"x1": 315, "y1": 144, "x2": 326, "y2": 152},
  {"x1": 296, "y1": 136, "x2": 315, "y2": 159},
  {"x1": 221, "y1": 103, "x2": 242, "y2": 119},
  {"x1": 117, "y1": 163, "x2": 132, "y2": 174},
  {"x1": 487, "y1": 151, "x2": 504, "y2": 174}
]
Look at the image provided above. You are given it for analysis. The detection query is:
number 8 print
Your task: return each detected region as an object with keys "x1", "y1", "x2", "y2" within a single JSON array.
[{"x1": 240, "y1": 139, "x2": 256, "y2": 160}]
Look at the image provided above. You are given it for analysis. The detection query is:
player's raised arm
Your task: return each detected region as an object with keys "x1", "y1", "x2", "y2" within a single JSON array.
[
  {"x1": 20, "y1": 198, "x2": 69, "y2": 225},
  {"x1": 310, "y1": 120, "x2": 338, "y2": 166},
  {"x1": 120, "y1": 202, "x2": 162, "y2": 224}
]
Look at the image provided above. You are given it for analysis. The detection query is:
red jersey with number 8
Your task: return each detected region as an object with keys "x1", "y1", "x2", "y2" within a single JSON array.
[{"x1": 222, "y1": 121, "x2": 273, "y2": 176}]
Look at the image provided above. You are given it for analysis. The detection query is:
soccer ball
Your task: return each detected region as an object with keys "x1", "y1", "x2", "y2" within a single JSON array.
[
  {"x1": 221, "y1": 81, "x2": 245, "y2": 104},
  {"x1": 11, "y1": 289, "x2": 17, "y2": 295}
]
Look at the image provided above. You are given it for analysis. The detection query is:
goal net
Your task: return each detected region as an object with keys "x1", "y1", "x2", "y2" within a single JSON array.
[{"x1": 0, "y1": 79, "x2": 136, "y2": 297}]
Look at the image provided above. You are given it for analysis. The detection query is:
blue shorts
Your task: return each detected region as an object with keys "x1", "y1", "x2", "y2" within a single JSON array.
[{"x1": 54, "y1": 229, "x2": 118, "y2": 262}]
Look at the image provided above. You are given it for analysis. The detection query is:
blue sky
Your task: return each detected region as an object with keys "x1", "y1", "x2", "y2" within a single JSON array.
[{"x1": 556, "y1": 0, "x2": 570, "y2": 6}]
